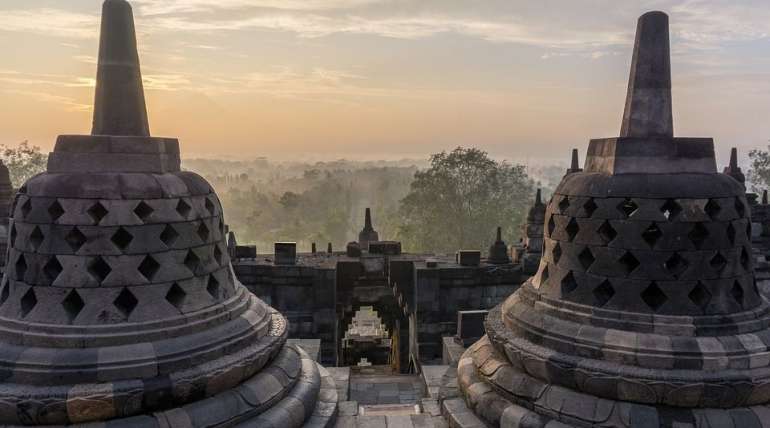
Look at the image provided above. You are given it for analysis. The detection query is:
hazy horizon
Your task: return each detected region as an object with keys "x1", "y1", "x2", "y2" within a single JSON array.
[{"x1": 0, "y1": 0, "x2": 768, "y2": 163}]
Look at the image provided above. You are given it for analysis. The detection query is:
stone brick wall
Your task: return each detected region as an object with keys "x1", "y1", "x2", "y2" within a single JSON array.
[{"x1": 234, "y1": 261, "x2": 337, "y2": 365}]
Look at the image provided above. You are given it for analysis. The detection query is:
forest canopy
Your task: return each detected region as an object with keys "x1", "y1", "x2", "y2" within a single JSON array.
[{"x1": 0, "y1": 144, "x2": 549, "y2": 255}]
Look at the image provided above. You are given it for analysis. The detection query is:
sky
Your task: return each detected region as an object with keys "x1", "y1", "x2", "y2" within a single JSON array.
[{"x1": 0, "y1": 0, "x2": 768, "y2": 163}]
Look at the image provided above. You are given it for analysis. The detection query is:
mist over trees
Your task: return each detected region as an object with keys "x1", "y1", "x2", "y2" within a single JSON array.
[
  {"x1": 0, "y1": 143, "x2": 555, "y2": 254},
  {"x1": 190, "y1": 148, "x2": 538, "y2": 254}
]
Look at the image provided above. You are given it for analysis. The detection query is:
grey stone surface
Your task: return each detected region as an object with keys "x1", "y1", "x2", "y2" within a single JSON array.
[
  {"x1": 92, "y1": 0, "x2": 149, "y2": 137},
  {"x1": 620, "y1": 11, "x2": 672, "y2": 139},
  {"x1": 456, "y1": 251, "x2": 481, "y2": 267},
  {"x1": 455, "y1": 311, "x2": 487, "y2": 346},
  {"x1": 276, "y1": 242, "x2": 298, "y2": 265},
  {"x1": 420, "y1": 366, "x2": 449, "y2": 400},
  {"x1": 289, "y1": 338, "x2": 322, "y2": 362}
]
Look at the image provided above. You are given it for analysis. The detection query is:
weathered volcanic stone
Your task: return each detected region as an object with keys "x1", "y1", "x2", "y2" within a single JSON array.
[
  {"x1": 620, "y1": 11, "x2": 672, "y2": 139},
  {"x1": 447, "y1": 11, "x2": 770, "y2": 428},
  {"x1": 566, "y1": 148, "x2": 582, "y2": 174},
  {"x1": 91, "y1": 0, "x2": 149, "y2": 137},
  {"x1": 0, "y1": 1, "x2": 337, "y2": 426}
]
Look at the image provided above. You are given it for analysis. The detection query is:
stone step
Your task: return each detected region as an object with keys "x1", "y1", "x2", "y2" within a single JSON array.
[{"x1": 333, "y1": 399, "x2": 447, "y2": 428}]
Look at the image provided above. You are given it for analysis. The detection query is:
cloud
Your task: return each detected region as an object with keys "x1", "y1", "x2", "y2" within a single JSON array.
[
  {"x1": 671, "y1": 0, "x2": 770, "y2": 48},
  {"x1": 133, "y1": 0, "x2": 385, "y2": 15},
  {"x1": 0, "y1": 71, "x2": 93, "y2": 88},
  {"x1": 148, "y1": 13, "x2": 629, "y2": 52},
  {"x1": 1, "y1": 88, "x2": 91, "y2": 112},
  {"x1": 0, "y1": 8, "x2": 97, "y2": 39}
]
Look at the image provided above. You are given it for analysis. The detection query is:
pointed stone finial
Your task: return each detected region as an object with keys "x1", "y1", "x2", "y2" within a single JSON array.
[
  {"x1": 723, "y1": 147, "x2": 745, "y2": 185},
  {"x1": 571, "y1": 149, "x2": 580, "y2": 170},
  {"x1": 327, "y1": 242, "x2": 333, "y2": 254},
  {"x1": 620, "y1": 11, "x2": 672, "y2": 139},
  {"x1": 730, "y1": 147, "x2": 738, "y2": 169},
  {"x1": 312, "y1": 242, "x2": 317, "y2": 254},
  {"x1": 496, "y1": 227, "x2": 503, "y2": 242},
  {"x1": 763, "y1": 190, "x2": 768, "y2": 205},
  {"x1": 92, "y1": 0, "x2": 150, "y2": 136},
  {"x1": 364, "y1": 208, "x2": 373, "y2": 231},
  {"x1": 535, "y1": 188, "x2": 542, "y2": 205},
  {"x1": 567, "y1": 149, "x2": 582, "y2": 174}
]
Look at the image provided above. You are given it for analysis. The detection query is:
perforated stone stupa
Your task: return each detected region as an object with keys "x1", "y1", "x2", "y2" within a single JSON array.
[
  {"x1": 0, "y1": 0, "x2": 337, "y2": 426},
  {"x1": 0, "y1": 160, "x2": 13, "y2": 267},
  {"x1": 448, "y1": 11, "x2": 770, "y2": 427}
]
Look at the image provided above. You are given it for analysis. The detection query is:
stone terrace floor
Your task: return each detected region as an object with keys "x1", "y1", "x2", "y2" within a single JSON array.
[
  {"x1": 334, "y1": 365, "x2": 449, "y2": 428},
  {"x1": 349, "y1": 366, "x2": 423, "y2": 405}
]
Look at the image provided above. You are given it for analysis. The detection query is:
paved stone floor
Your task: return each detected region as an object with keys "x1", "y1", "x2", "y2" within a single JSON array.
[
  {"x1": 334, "y1": 399, "x2": 447, "y2": 428},
  {"x1": 334, "y1": 365, "x2": 449, "y2": 427},
  {"x1": 349, "y1": 366, "x2": 423, "y2": 405}
]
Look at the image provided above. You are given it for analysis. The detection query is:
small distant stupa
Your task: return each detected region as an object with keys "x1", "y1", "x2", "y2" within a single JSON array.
[
  {"x1": 358, "y1": 207, "x2": 379, "y2": 251},
  {"x1": 487, "y1": 226, "x2": 510, "y2": 264}
]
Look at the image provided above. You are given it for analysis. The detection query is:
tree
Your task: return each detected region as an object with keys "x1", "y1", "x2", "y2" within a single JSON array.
[
  {"x1": 748, "y1": 146, "x2": 770, "y2": 193},
  {"x1": 0, "y1": 141, "x2": 47, "y2": 188},
  {"x1": 397, "y1": 147, "x2": 534, "y2": 253}
]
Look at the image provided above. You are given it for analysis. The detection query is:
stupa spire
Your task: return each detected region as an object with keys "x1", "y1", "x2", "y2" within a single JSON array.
[
  {"x1": 364, "y1": 207, "x2": 373, "y2": 231},
  {"x1": 620, "y1": 11, "x2": 673, "y2": 138},
  {"x1": 91, "y1": 0, "x2": 149, "y2": 136},
  {"x1": 571, "y1": 149, "x2": 579, "y2": 170},
  {"x1": 566, "y1": 148, "x2": 582, "y2": 174},
  {"x1": 723, "y1": 147, "x2": 746, "y2": 185},
  {"x1": 359, "y1": 207, "x2": 379, "y2": 250}
]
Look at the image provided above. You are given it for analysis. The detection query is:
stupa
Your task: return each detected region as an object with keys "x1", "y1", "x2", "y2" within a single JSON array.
[
  {"x1": 0, "y1": 1, "x2": 337, "y2": 426},
  {"x1": 358, "y1": 208, "x2": 379, "y2": 251},
  {"x1": 0, "y1": 160, "x2": 13, "y2": 267},
  {"x1": 448, "y1": 11, "x2": 770, "y2": 427},
  {"x1": 487, "y1": 227, "x2": 511, "y2": 265}
]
